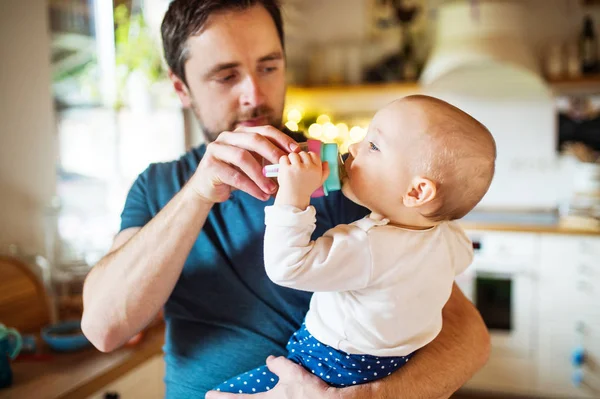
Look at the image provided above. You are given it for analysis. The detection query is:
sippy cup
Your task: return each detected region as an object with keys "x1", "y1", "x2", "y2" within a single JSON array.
[{"x1": 263, "y1": 139, "x2": 346, "y2": 198}]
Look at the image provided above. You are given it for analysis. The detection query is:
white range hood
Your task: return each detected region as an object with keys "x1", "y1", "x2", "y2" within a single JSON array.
[
  {"x1": 419, "y1": 1, "x2": 559, "y2": 211},
  {"x1": 420, "y1": 0, "x2": 542, "y2": 87}
]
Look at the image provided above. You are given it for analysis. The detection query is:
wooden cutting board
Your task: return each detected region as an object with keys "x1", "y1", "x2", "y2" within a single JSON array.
[{"x1": 0, "y1": 255, "x2": 50, "y2": 333}]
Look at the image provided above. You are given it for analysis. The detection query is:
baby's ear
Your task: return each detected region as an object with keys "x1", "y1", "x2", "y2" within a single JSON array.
[{"x1": 402, "y1": 177, "x2": 437, "y2": 208}]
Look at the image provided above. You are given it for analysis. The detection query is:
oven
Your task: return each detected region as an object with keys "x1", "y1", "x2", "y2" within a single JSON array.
[{"x1": 456, "y1": 231, "x2": 540, "y2": 394}]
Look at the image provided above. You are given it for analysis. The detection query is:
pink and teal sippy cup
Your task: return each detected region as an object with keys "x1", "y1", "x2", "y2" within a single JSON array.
[{"x1": 262, "y1": 139, "x2": 345, "y2": 198}]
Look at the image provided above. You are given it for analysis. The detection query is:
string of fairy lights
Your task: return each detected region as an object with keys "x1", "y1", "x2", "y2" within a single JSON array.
[{"x1": 283, "y1": 108, "x2": 368, "y2": 154}]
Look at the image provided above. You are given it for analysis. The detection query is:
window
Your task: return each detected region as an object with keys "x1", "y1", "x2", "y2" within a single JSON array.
[{"x1": 49, "y1": 0, "x2": 184, "y2": 265}]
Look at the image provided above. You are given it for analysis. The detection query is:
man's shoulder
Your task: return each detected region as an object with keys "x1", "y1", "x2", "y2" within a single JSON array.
[{"x1": 134, "y1": 145, "x2": 206, "y2": 196}]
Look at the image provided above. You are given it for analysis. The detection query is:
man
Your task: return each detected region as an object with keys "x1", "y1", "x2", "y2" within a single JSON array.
[{"x1": 81, "y1": 1, "x2": 490, "y2": 398}]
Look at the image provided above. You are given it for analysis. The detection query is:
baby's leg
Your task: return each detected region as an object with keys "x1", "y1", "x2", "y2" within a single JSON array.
[{"x1": 212, "y1": 365, "x2": 279, "y2": 394}]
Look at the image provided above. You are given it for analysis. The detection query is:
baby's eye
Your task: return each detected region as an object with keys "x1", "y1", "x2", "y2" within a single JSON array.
[{"x1": 368, "y1": 141, "x2": 379, "y2": 151}]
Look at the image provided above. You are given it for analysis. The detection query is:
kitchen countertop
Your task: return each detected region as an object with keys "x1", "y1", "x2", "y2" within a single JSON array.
[
  {"x1": 458, "y1": 209, "x2": 600, "y2": 236},
  {"x1": 459, "y1": 220, "x2": 600, "y2": 235},
  {"x1": 0, "y1": 324, "x2": 164, "y2": 399}
]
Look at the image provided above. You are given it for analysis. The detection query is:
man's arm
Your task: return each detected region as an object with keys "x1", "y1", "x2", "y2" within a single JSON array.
[
  {"x1": 82, "y1": 186, "x2": 213, "y2": 352},
  {"x1": 82, "y1": 126, "x2": 299, "y2": 352},
  {"x1": 207, "y1": 283, "x2": 490, "y2": 399}
]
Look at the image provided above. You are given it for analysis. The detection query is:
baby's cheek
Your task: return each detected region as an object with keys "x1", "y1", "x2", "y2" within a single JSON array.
[
  {"x1": 351, "y1": 177, "x2": 368, "y2": 199},
  {"x1": 360, "y1": 174, "x2": 382, "y2": 197}
]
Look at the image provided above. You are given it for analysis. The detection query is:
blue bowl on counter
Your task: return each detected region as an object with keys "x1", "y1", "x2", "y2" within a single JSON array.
[{"x1": 41, "y1": 320, "x2": 90, "y2": 352}]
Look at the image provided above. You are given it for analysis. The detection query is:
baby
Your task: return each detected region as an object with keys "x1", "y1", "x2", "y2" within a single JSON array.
[{"x1": 214, "y1": 95, "x2": 496, "y2": 393}]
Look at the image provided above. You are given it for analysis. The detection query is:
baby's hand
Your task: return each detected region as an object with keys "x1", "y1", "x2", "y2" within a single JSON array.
[{"x1": 274, "y1": 151, "x2": 329, "y2": 209}]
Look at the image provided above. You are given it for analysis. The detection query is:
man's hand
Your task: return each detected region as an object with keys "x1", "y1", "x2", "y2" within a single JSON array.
[
  {"x1": 205, "y1": 356, "x2": 370, "y2": 399},
  {"x1": 274, "y1": 152, "x2": 329, "y2": 210},
  {"x1": 188, "y1": 126, "x2": 300, "y2": 203}
]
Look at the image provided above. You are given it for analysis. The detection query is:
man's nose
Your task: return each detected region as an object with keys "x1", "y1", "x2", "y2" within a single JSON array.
[{"x1": 239, "y1": 74, "x2": 266, "y2": 108}]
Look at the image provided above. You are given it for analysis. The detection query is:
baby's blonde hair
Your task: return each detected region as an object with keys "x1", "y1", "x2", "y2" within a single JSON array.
[{"x1": 404, "y1": 95, "x2": 496, "y2": 222}]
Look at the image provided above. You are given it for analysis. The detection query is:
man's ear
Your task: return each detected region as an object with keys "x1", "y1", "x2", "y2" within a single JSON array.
[
  {"x1": 169, "y1": 70, "x2": 192, "y2": 108},
  {"x1": 402, "y1": 177, "x2": 437, "y2": 208}
]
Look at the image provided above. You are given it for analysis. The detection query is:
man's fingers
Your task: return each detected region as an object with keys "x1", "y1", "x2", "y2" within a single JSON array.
[
  {"x1": 208, "y1": 143, "x2": 276, "y2": 197},
  {"x1": 266, "y1": 356, "x2": 308, "y2": 381},
  {"x1": 217, "y1": 131, "x2": 287, "y2": 165},
  {"x1": 205, "y1": 390, "x2": 254, "y2": 399},
  {"x1": 235, "y1": 125, "x2": 300, "y2": 154},
  {"x1": 205, "y1": 388, "x2": 277, "y2": 399},
  {"x1": 210, "y1": 159, "x2": 269, "y2": 201}
]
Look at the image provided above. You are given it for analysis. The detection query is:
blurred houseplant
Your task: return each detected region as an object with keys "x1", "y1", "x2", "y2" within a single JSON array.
[
  {"x1": 114, "y1": 4, "x2": 168, "y2": 111},
  {"x1": 51, "y1": 26, "x2": 100, "y2": 107},
  {"x1": 364, "y1": 0, "x2": 421, "y2": 83}
]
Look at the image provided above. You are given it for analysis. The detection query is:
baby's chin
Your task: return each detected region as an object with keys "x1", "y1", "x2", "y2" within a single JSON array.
[{"x1": 341, "y1": 179, "x2": 365, "y2": 207}]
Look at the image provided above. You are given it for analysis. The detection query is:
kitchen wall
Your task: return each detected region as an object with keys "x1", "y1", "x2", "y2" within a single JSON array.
[
  {"x1": 0, "y1": 0, "x2": 57, "y2": 255},
  {"x1": 425, "y1": 68, "x2": 558, "y2": 210}
]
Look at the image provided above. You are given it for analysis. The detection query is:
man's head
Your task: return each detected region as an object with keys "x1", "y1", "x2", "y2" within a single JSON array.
[
  {"x1": 343, "y1": 95, "x2": 496, "y2": 223},
  {"x1": 161, "y1": 0, "x2": 286, "y2": 141}
]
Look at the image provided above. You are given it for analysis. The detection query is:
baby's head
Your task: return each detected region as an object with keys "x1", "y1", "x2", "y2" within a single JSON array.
[{"x1": 342, "y1": 95, "x2": 496, "y2": 224}]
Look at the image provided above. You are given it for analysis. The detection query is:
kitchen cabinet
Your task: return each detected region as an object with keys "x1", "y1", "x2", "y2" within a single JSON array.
[
  {"x1": 87, "y1": 355, "x2": 165, "y2": 399},
  {"x1": 457, "y1": 228, "x2": 600, "y2": 398},
  {"x1": 537, "y1": 235, "x2": 600, "y2": 398}
]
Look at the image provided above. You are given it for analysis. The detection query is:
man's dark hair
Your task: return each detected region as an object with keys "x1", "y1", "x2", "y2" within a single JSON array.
[{"x1": 161, "y1": 0, "x2": 284, "y2": 84}]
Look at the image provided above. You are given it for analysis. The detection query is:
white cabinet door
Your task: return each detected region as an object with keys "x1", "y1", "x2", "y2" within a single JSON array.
[
  {"x1": 537, "y1": 321, "x2": 600, "y2": 399},
  {"x1": 537, "y1": 235, "x2": 600, "y2": 398},
  {"x1": 87, "y1": 355, "x2": 165, "y2": 399}
]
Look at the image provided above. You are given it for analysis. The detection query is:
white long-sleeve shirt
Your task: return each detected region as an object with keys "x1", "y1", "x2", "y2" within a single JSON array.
[{"x1": 264, "y1": 205, "x2": 473, "y2": 357}]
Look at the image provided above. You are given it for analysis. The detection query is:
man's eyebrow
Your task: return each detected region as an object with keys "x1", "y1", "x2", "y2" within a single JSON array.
[
  {"x1": 204, "y1": 62, "x2": 240, "y2": 79},
  {"x1": 258, "y1": 51, "x2": 284, "y2": 63},
  {"x1": 204, "y1": 52, "x2": 283, "y2": 79}
]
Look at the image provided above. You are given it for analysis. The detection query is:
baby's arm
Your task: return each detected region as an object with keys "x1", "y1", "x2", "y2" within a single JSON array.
[{"x1": 264, "y1": 205, "x2": 372, "y2": 292}]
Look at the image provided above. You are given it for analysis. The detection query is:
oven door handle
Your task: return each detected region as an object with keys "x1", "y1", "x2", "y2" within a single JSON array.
[{"x1": 473, "y1": 270, "x2": 537, "y2": 280}]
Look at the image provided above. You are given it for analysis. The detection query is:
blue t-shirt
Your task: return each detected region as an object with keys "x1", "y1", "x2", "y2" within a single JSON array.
[{"x1": 120, "y1": 138, "x2": 368, "y2": 397}]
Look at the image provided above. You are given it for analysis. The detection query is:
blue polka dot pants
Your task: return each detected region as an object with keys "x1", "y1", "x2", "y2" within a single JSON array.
[{"x1": 213, "y1": 323, "x2": 413, "y2": 394}]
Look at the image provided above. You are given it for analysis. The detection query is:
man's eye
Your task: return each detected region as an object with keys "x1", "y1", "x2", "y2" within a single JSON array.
[
  {"x1": 262, "y1": 66, "x2": 277, "y2": 74},
  {"x1": 368, "y1": 141, "x2": 379, "y2": 151},
  {"x1": 217, "y1": 73, "x2": 237, "y2": 83}
]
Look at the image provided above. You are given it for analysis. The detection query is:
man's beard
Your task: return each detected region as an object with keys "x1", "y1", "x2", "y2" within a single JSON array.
[{"x1": 190, "y1": 100, "x2": 282, "y2": 143}]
